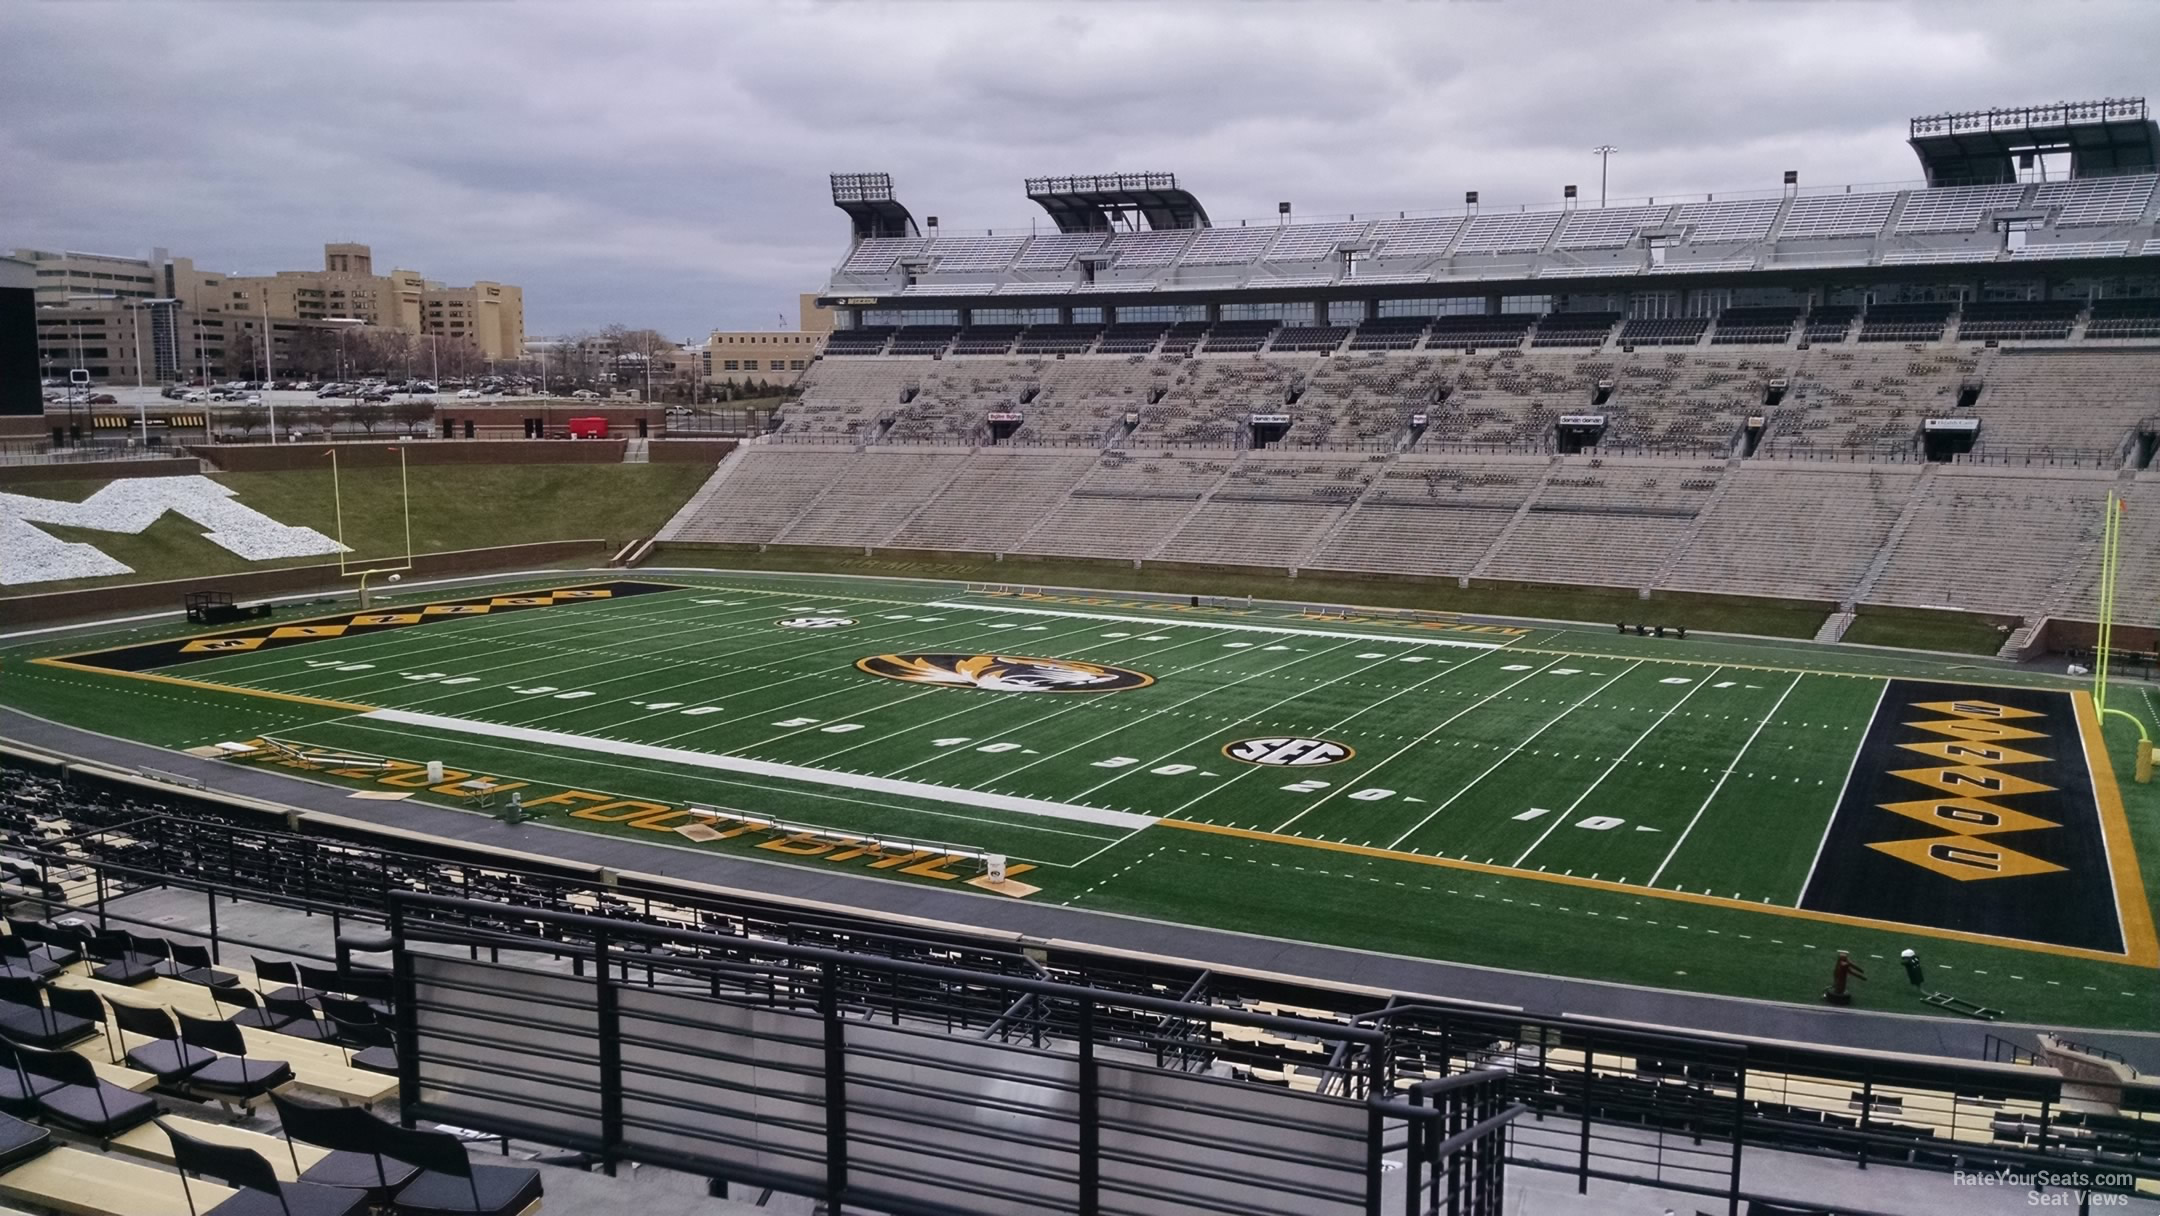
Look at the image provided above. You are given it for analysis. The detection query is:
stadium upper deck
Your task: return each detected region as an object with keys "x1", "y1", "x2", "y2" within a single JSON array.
[{"x1": 817, "y1": 100, "x2": 2160, "y2": 315}]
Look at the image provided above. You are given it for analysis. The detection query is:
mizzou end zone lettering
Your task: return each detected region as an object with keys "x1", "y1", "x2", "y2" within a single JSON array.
[{"x1": 1800, "y1": 681, "x2": 2125, "y2": 954}]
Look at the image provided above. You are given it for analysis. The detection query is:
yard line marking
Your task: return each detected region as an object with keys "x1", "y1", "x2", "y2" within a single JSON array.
[
  {"x1": 1380, "y1": 661, "x2": 1643, "y2": 850},
  {"x1": 631, "y1": 613, "x2": 1120, "y2": 747},
  {"x1": 1511, "y1": 665, "x2": 1726, "y2": 869},
  {"x1": 923, "y1": 601, "x2": 1506, "y2": 650},
  {"x1": 1268, "y1": 652, "x2": 1559, "y2": 835},
  {"x1": 360, "y1": 707, "x2": 1158, "y2": 830},
  {"x1": 991, "y1": 638, "x2": 1380, "y2": 790},
  {"x1": 157, "y1": 583, "x2": 738, "y2": 684},
  {"x1": 1647, "y1": 672, "x2": 1805, "y2": 888},
  {"x1": 364, "y1": 594, "x2": 883, "y2": 703},
  {"x1": 323, "y1": 720, "x2": 1122, "y2": 857},
  {"x1": 818, "y1": 625, "x2": 1235, "y2": 768},
  {"x1": 1793, "y1": 678, "x2": 1889, "y2": 905}
]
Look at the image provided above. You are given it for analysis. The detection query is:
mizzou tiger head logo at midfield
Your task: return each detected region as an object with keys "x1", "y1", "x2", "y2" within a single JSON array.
[{"x1": 855, "y1": 653, "x2": 1154, "y2": 693}]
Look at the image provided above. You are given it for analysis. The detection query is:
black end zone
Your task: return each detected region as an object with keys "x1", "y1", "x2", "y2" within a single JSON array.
[
  {"x1": 1800, "y1": 680, "x2": 2123, "y2": 954},
  {"x1": 57, "y1": 581, "x2": 681, "y2": 674}
]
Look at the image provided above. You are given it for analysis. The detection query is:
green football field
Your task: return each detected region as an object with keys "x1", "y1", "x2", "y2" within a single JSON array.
[{"x1": 7, "y1": 569, "x2": 2158, "y2": 1030}]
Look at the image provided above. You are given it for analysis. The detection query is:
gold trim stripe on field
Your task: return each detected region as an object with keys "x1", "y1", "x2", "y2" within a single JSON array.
[
  {"x1": 1154, "y1": 816, "x2": 2152, "y2": 967},
  {"x1": 25, "y1": 658, "x2": 374, "y2": 714},
  {"x1": 2071, "y1": 689, "x2": 2160, "y2": 967}
]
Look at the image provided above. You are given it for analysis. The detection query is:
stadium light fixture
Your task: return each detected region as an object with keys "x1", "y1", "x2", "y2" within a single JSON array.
[{"x1": 1592, "y1": 145, "x2": 1618, "y2": 207}]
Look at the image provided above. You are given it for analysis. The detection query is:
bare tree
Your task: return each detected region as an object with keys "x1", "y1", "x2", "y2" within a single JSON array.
[
  {"x1": 229, "y1": 402, "x2": 268, "y2": 437},
  {"x1": 390, "y1": 397, "x2": 436, "y2": 436},
  {"x1": 349, "y1": 398, "x2": 387, "y2": 433}
]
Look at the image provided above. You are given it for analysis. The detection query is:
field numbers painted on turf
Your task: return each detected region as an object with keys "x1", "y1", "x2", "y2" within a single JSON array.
[
  {"x1": 932, "y1": 737, "x2": 972, "y2": 747},
  {"x1": 1660, "y1": 677, "x2": 1693, "y2": 685},
  {"x1": 1513, "y1": 807, "x2": 1554, "y2": 821},
  {"x1": 552, "y1": 690, "x2": 592, "y2": 699},
  {"x1": 773, "y1": 717, "x2": 820, "y2": 727},
  {"x1": 819, "y1": 723, "x2": 864, "y2": 733},
  {"x1": 438, "y1": 677, "x2": 479, "y2": 685},
  {"x1": 1576, "y1": 816, "x2": 1626, "y2": 831},
  {"x1": 1151, "y1": 763, "x2": 1197, "y2": 776},
  {"x1": 1092, "y1": 756, "x2": 1140, "y2": 768},
  {"x1": 511, "y1": 685, "x2": 557, "y2": 695},
  {"x1": 1280, "y1": 779, "x2": 1331, "y2": 793},
  {"x1": 977, "y1": 742, "x2": 1022, "y2": 753},
  {"x1": 303, "y1": 660, "x2": 374, "y2": 672},
  {"x1": 681, "y1": 706, "x2": 724, "y2": 715},
  {"x1": 403, "y1": 672, "x2": 449, "y2": 681},
  {"x1": 1348, "y1": 787, "x2": 1396, "y2": 802}
]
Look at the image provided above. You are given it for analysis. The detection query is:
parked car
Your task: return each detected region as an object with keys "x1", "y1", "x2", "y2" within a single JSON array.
[
  {"x1": 571, "y1": 389, "x2": 600, "y2": 400},
  {"x1": 244, "y1": 394, "x2": 263, "y2": 405},
  {"x1": 86, "y1": 393, "x2": 118, "y2": 405},
  {"x1": 183, "y1": 391, "x2": 207, "y2": 403},
  {"x1": 455, "y1": 388, "x2": 481, "y2": 399}
]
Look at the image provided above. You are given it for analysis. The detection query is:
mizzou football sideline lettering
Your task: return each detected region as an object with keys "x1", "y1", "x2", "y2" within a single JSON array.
[
  {"x1": 856, "y1": 653, "x2": 1154, "y2": 692},
  {"x1": 50, "y1": 581, "x2": 682, "y2": 674},
  {"x1": 223, "y1": 743, "x2": 1036, "y2": 890},
  {"x1": 1800, "y1": 680, "x2": 2124, "y2": 955}
]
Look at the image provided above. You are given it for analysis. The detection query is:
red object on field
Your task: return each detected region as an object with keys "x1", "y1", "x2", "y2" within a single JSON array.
[{"x1": 567, "y1": 417, "x2": 608, "y2": 439}]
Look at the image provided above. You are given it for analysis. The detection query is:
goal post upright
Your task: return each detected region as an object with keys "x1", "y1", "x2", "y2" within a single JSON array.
[{"x1": 327, "y1": 444, "x2": 416, "y2": 610}]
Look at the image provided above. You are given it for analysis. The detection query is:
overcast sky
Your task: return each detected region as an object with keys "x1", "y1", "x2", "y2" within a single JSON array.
[{"x1": 6, "y1": 1, "x2": 2157, "y2": 340}]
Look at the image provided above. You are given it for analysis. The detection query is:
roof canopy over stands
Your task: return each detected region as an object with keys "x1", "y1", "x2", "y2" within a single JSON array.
[
  {"x1": 830, "y1": 172, "x2": 920, "y2": 240},
  {"x1": 1024, "y1": 172, "x2": 1211, "y2": 234},
  {"x1": 1908, "y1": 98, "x2": 2160, "y2": 186}
]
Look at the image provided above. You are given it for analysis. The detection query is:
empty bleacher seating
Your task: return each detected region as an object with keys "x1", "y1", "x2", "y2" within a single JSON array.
[
  {"x1": 1201, "y1": 320, "x2": 1281, "y2": 354},
  {"x1": 1269, "y1": 326, "x2": 1353, "y2": 353},
  {"x1": 1711, "y1": 306, "x2": 1802, "y2": 345},
  {"x1": 1426, "y1": 314, "x2": 1535, "y2": 350},
  {"x1": 1531, "y1": 312, "x2": 1622, "y2": 348},
  {"x1": 1097, "y1": 322, "x2": 1169, "y2": 354},
  {"x1": 2086, "y1": 297, "x2": 2160, "y2": 340},
  {"x1": 1802, "y1": 305, "x2": 1859, "y2": 344},
  {"x1": 1956, "y1": 300, "x2": 2082, "y2": 342},
  {"x1": 1859, "y1": 302, "x2": 1955, "y2": 343},
  {"x1": 949, "y1": 325, "x2": 1023, "y2": 355},
  {"x1": 823, "y1": 326, "x2": 895, "y2": 356},
  {"x1": 1618, "y1": 317, "x2": 1707, "y2": 347},
  {"x1": 889, "y1": 325, "x2": 960, "y2": 355},
  {"x1": 1014, "y1": 323, "x2": 1103, "y2": 354},
  {"x1": 1348, "y1": 316, "x2": 1432, "y2": 350}
]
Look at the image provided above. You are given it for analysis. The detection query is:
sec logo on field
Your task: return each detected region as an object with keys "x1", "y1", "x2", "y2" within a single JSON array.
[
  {"x1": 1223, "y1": 737, "x2": 1354, "y2": 767},
  {"x1": 777, "y1": 616, "x2": 857, "y2": 629}
]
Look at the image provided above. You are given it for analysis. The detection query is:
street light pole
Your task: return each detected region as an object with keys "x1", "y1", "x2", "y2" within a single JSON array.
[
  {"x1": 132, "y1": 303, "x2": 148, "y2": 446},
  {"x1": 261, "y1": 290, "x2": 279, "y2": 442},
  {"x1": 1592, "y1": 145, "x2": 1619, "y2": 208}
]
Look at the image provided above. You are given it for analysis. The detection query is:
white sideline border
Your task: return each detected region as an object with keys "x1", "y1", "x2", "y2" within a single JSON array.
[
  {"x1": 925, "y1": 600, "x2": 1507, "y2": 650},
  {"x1": 362, "y1": 707, "x2": 1160, "y2": 832}
]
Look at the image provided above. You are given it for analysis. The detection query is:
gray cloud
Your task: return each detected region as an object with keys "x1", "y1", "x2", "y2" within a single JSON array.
[{"x1": 6, "y1": 0, "x2": 2157, "y2": 337}]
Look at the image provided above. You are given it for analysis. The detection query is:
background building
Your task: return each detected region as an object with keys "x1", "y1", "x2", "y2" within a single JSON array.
[
  {"x1": 701, "y1": 293, "x2": 830, "y2": 386},
  {"x1": 12, "y1": 241, "x2": 526, "y2": 376}
]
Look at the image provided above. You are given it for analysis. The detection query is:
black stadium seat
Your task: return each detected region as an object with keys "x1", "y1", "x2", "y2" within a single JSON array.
[
  {"x1": 160, "y1": 1119, "x2": 369, "y2": 1216},
  {"x1": 2, "y1": 1038, "x2": 158, "y2": 1142}
]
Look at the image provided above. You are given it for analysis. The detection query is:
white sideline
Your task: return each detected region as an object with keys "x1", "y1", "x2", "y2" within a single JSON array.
[
  {"x1": 361, "y1": 707, "x2": 1160, "y2": 831},
  {"x1": 923, "y1": 601, "x2": 1507, "y2": 650}
]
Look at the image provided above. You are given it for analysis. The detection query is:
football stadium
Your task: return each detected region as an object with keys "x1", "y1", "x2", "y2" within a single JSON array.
[{"x1": 8, "y1": 87, "x2": 2160, "y2": 1215}]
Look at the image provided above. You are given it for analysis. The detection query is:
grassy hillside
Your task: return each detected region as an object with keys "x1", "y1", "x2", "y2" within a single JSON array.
[{"x1": 6, "y1": 463, "x2": 713, "y2": 597}]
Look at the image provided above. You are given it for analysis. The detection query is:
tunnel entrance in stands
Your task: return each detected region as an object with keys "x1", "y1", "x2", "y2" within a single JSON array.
[
  {"x1": 1248, "y1": 413, "x2": 1291, "y2": 448},
  {"x1": 985, "y1": 411, "x2": 1022, "y2": 443},
  {"x1": 1556, "y1": 414, "x2": 1607, "y2": 455},
  {"x1": 1922, "y1": 417, "x2": 1978, "y2": 461}
]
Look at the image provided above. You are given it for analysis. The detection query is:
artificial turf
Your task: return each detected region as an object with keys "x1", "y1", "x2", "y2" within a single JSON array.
[{"x1": 5, "y1": 568, "x2": 2155, "y2": 1030}]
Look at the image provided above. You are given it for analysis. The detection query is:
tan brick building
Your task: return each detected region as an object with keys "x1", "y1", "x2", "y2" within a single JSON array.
[{"x1": 701, "y1": 294, "x2": 832, "y2": 386}]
